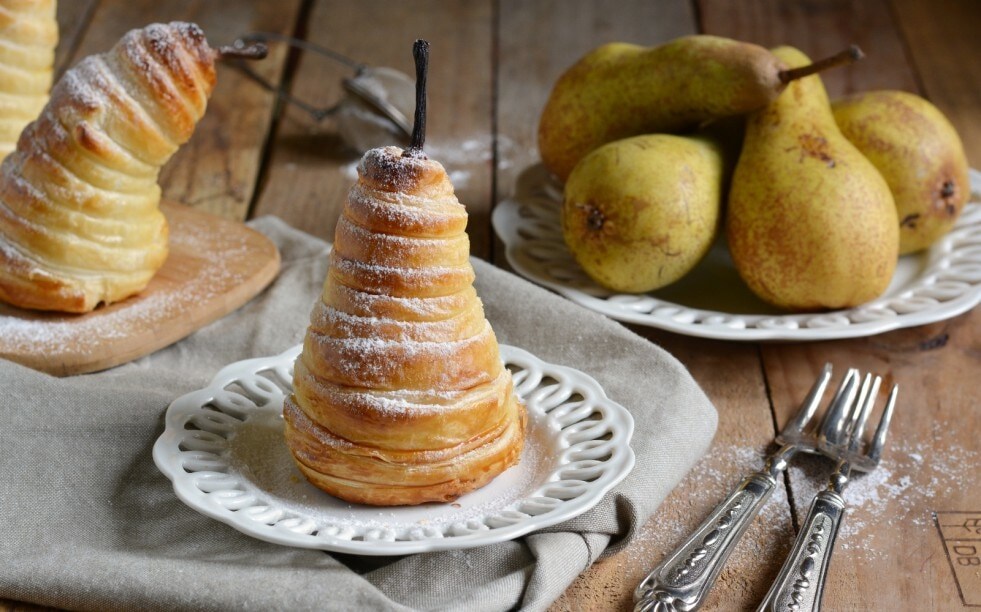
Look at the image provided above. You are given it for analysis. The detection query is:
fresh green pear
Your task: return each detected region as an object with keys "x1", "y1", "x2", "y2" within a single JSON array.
[
  {"x1": 563, "y1": 134, "x2": 724, "y2": 293},
  {"x1": 538, "y1": 35, "x2": 860, "y2": 182},
  {"x1": 726, "y1": 46, "x2": 899, "y2": 311},
  {"x1": 832, "y1": 90, "x2": 970, "y2": 254}
]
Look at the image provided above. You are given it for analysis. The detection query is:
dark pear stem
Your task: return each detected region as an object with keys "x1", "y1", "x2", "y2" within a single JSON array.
[
  {"x1": 777, "y1": 45, "x2": 863, "y2": 84},
  {"x1": 214, "y1": 42, "x2": 269, "y2": 61},
  {"x1": 406, "y1": 39, "x2": 430, "y2": 157}
]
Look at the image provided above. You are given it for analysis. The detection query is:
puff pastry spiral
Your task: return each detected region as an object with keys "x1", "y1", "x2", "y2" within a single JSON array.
[
  {"x1": 285, "y1": 146, "x2": 527, "y2": 506},
  {"x1": 0, "y1": 0, "x2": 57, "y2": 159},
  {"x1": 0, "y1": 21, "x2": 216, "y2": 312}
]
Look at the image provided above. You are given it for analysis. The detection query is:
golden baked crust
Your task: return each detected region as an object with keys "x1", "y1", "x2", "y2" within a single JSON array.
[
  {"x1": 285, "y1": 146, "x2": 526, "y2": 506},
  {"x1": 0, "y1": 0, "x2": 57, "y2": 160},
  {"x1": 0, "y1": 21, "x2": 216, "y2": 312}
]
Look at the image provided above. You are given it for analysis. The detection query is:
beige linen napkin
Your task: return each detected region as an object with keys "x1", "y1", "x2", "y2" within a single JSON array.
[{"x1": 0, "y1": 217, "x2": 717, "y2": 612}]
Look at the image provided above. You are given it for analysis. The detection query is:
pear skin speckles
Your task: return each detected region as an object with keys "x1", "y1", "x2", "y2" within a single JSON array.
[
  {"x1": 562, "y1": 134, "x2": 723, "y2": 293},
  {"x1": 833, "y1": 90, "x2": 970, "y2": 254},
  {"x1": 726, "y1": 47, "x2": 899, "y2": 311}
]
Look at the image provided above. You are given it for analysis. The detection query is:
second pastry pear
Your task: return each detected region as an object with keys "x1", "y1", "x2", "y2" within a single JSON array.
[{"x1": 0, "y1": 22, "x2": 219, "y2": 312}]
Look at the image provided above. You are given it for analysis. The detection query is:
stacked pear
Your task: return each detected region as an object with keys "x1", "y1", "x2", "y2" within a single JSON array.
[
  {"x1": 832, "y1": 91, "x2": 970, "y2": 254},
  {"x1": 543, "y1": 34, "x2": 971, "y2": 312},
  {"x1": 726, "y1": 47, "x2": 899, "y2": 310},
  {"x1": 563, "y1": 134, "x2": 724, "y2": 293},
  {"x1": 540, "y1": 35, "x2": 804, "y2": 181}
]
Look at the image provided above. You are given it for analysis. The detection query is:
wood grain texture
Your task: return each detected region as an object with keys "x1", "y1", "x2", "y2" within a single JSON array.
[
  {"x1": 553, "y1": 333, "x2": 794, "y2": 611},
  {"x1": 492, "y1": 4, "x2": 792, "y2": 610},
  {"x1": 251, "y1": 0, "x2": 495, "y2": 256},
  {"x1": 52, "y1": 0, "x2": 98, "y2": 77},
  {"x1": 699, "y1": 1, "x2": 980, "y2": 610},
  {"x1": 3, "y1": 2, "x2": 980, "y2": 611},
  {"x1": 494, "y1": 0, "x2": 697, "y2": 205},
  {"x1": 760, "y1": 310, "x2": 981, "y2": 611},
  {"x1": 0, "y1": 202, "x2": 280, "y2": 376},
  {"x1": 699, "y1": 0, "x2": 919, "y2": 98},
  {"x1": 64, "y1": 0, "x2": 301, "y2": 221},
  {"x1": 889, "y1": 0, "x2": 981, "y2": 165}
]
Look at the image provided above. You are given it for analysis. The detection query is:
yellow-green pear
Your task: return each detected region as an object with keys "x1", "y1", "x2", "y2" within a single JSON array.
[
  {"x1": 832, "y1": 90, "x2": 970, "y2": 254},
  {"x1": 563, "y1": 134, "x2": 723, "y2": 293},
  {"x1": 538, "y1": 35, "x2": 860, "y2": 182},
  {"x1": 726, "y1": 47, "x2": 899, "y2": 311}
]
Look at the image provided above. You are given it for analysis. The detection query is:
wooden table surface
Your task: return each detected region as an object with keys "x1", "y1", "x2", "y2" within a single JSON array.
[{"x1": 4, "y1": 1, "x2": 980, "y2": 610}]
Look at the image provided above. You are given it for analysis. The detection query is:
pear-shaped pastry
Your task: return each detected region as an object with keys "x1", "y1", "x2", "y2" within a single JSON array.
[
  {"x1": 0, "y1": 22, "x2": 218, "y2": 312},
  {"x1": 0, "y1": 0, "x2": 58, "y2": 160},
  {"x1": 284, "y1": 146, "x2": 527, "y2": 506}
]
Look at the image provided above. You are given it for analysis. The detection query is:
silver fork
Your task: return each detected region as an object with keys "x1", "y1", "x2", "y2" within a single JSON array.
[
  {"x1": 758, "y1": 373, "x2": 898, "y2": 612},
  {"x1": 634, "y1": 364, "x2": 859, "y2": 612}
]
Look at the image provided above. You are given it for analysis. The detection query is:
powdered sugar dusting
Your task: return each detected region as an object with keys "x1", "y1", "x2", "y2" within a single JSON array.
[
  {"x1": 0, "y1": 208, "x2": 257, "y2": 369},
  {"x1": 296, "y1": 366, "x2": 482, "y2": 417},
  {"x1": 307, "y1": 323, "x2": 493, "y2": 390},
  {"x1": 610, "y1": 432, "x2": 979, "y2": 580},
  {"x1": 56, "y1": 64, "x2": 104, "y2": 113},
  {"x1": 310, "y1": 301, "x2": 468, "y2": 341},
  {"x1": 1, "y1": 289, "x2": 183, "y2": 355},
  {"x1": 331, "y1": 253, "x2": 460, "y2": 279},
  {"x1": 787, "y1": 436, "x2": 978, "y2": 561},
  {"x1": 341, "y1": 135, "x2": 519, "y2": 192},
  {"x1": 616, "y1": 444, "x2": 795, "y2": 573},
  {"x1": 358, "y1": 146, "x2": 439, "y2": 192},
  {"x1": 327, "y1": 281, "x2": 469, "y2": 321}
]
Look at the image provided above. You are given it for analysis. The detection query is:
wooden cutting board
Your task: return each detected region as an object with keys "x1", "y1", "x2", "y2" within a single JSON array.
[{"x1": 0, "y1": 201, "x2": 281, "y2": 376}]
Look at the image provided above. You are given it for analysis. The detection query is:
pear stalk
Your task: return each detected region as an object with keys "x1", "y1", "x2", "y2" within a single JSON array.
[
  {"x1": 538, "y1": 35, "x2": 866, "y2": 181},
  {"x1": 777, "y1": 45, "x2": 863, "y2": 84},
  {"x1": 726, "y1": 46, "x2": 898, "y2": 311},
  {"x1": 407, "y1": 39, "x2": 430, "y2": 157}
]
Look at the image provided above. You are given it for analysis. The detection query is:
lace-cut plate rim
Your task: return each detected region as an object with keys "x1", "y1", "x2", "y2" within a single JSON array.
[
  {"x1": 153, "y1": 344, "x2": 635, "y2": 555},
  {"x1": 492, "y1": 168, "x2": 981, "y2": 341}
]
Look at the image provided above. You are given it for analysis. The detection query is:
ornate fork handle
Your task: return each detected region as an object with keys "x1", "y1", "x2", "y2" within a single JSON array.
[
  {"x1": 757, "y1": 459, "x2": 850, "y2": 612},
  {"x1": 634, "y1": 450, "x2": 791, "y2": 612}
]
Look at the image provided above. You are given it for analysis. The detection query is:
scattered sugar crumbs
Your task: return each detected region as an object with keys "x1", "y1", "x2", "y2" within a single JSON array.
[
  {"x1": 787, "y1": 435, "x2": 978, "y2": 561},
  {"x1": 0, "y1": 219, "x2": 250, "y2": 356},
  {"x1": 613, "y1": 433, "x2": 978, "y2": 572}
]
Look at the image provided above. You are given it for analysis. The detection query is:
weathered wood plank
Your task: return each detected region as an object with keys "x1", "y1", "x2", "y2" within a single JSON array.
[
  {"x1": 699, "y1": 0, "x2": 919, "y2": 98},
  {"x1": 53, "y1": 0, "x2": 97, "y2": 77},
  {"x1": 494, "y1": 0, "x2": 700, "y2": 207},
  {"x1": 700, "y1": 2, "x2": 980, "y2": 609},
  {"x1": 250, "y1": 0, "x2": 495, "y2": 256},
  {"x1": 553, "y1": 332, "x2": 791, "y2": 611},
  {"x1": 760, "y1": 309, "x2": 981, "y2": 610},
  {"x1": 493, "y1": 4, "x2": 792, "y2": 610},
  {"x1": 65, "y1": 0, "x2": 302, "y2": 221},
  {"x1": 890, "y1": 0, "x2": 981, "y2": 165}
]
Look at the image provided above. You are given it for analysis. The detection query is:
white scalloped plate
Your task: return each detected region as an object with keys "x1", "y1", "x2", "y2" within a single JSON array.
[
  {"x1": 492, "y1": 168, "x2": 981, "y2": 341},
  {"x1": 153, "y1": 344, "x2": 635, "y2": 555}
]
